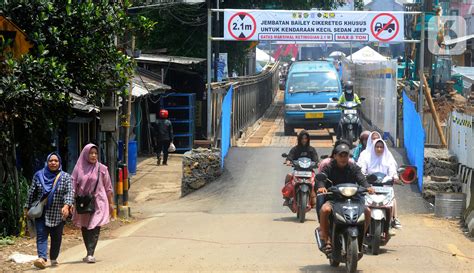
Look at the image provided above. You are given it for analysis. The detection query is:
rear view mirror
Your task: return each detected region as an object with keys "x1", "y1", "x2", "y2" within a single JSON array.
[
  {"x1": 359, "y1": 97, "x2": 366, "y2": 101},
  {"x1": 281, "y1": 153, "x2": 288, "y2": 158},
  {"x1": 331, "y1": 97, "x2": 339, "y2": 102},
  {"x1": 315, "y1": 173, "x2": 327, "y2": 182},
  {"x1": 399, "y1": 165, "x2": 417, "y2": 184}
]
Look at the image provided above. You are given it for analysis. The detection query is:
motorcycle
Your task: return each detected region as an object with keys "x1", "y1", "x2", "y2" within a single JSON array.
[
  {"x1": 314, "y1": 173, "x2": 367, "y2": 273},
  {"x1": 364, "y1": 172, "x2": 395, "y2": 255},
  {"x1": 281, "y1": 153, "x2": 316, "y2": 223},
  {"x1": 332, "y1": 97, "x2": 365, "y2": 146}
]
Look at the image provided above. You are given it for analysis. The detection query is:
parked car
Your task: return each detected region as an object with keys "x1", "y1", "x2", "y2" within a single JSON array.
[{"x1": 283, "y1": 61, "x2": 343, "y2": 135}]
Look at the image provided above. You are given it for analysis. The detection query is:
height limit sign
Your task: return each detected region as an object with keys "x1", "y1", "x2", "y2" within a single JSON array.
[
  {"x1": 226, "y1": 12, "x2": 256, "y2": 41},
  {"x1": 370, "y1": 13, "x2": 400, "y2": 42}
]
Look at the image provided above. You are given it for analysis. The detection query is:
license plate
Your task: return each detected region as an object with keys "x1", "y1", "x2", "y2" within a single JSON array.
[
  {"x1": 344, "y1": 109, "x2": 357, "y2": 114},
  {"x1": 373, "y1": 186, "x2": 392, "y2": 193},
  {"x1": 294, "y1": 171, "x2": 312, "y2": 178},
  {"x1": 305, "y1": 112, "x2": 324, "y2": 119}
]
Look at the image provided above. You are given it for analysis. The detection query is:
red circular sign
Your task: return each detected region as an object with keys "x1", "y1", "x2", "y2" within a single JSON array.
[
  {"x1": 227, "y1": 12, "x2": 257, "y2": 41},
  {"x1": 370, "y1": 13, "x2": 400, "y2": 42}
]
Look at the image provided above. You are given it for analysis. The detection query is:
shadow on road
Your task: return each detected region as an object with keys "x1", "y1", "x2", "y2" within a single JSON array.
[
  {"x1": 273, "y1": 216, "x2": 318, "y2": 223},
  {"x1": 299, "y1": 264, "x2": 349, "y2": 272}
]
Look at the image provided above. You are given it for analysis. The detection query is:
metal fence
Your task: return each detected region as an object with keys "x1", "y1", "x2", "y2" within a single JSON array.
[
  {"x1": 342, "y1": 58, "x2": 398, "y2": 143},
  {"x1": 210, "y1": 63, "x2": 279, "y2": 147}
]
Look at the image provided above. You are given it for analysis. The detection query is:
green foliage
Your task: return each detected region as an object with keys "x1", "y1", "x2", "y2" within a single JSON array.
[
  {"x1": 0, "y1": 175, "x2": 29, "y2": 237},
  {"x1": 136, "y1": 3, "x2": 207, "y2": 57},
  {"x1": 0, "y1": 236, "x2": 16, "y2": 246},
  {"x1": 225, "y1": 0, "x2": 345, "y2": 10},
  {"x1": 0, "y1": 0, "x2": 154, "y2": 235}
]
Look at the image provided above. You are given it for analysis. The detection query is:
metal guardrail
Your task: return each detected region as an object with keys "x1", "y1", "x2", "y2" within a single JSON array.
[{"x1": 210, "y1": 62, "x2": 280, "y2": 146}]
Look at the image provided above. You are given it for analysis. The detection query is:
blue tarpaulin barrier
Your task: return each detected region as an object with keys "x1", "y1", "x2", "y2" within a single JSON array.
[
  {"x1": 221, "y1": 85, "x2": 233, "y2": 168},
  {"x1": 403, "y1": 91, "x2": 425, "y2": 191}
]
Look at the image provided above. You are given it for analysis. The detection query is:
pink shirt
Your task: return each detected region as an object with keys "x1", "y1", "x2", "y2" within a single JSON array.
[{"x1": 73, "y1": 164, "x2": 113, "y2": 229}]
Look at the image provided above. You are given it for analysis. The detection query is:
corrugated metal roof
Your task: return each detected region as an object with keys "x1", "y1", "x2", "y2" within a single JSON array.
[
  {"x1": 132, "y1": 68, "x2": 171, "y2": 97},
  {"x1": 136, "y1": 54, "x2": 205, "y2": 65},
  {"x1": 70, "y1": 93, "x2": 99, "y2": 113}
]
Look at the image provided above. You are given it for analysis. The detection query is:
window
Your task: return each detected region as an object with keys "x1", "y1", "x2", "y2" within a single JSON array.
[{"x1": 287, "y1": 72, "x2": 339, "y2": 93}]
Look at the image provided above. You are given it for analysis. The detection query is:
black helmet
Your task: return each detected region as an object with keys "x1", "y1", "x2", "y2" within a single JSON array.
[{"x1": 344, "y1": 81, "x2": 354, "y2": 93}]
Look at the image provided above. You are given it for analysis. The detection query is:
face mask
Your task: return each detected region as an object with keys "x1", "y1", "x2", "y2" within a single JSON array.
[{"x1": 346, "y1": 89, "x2": 353, "y2": 94}]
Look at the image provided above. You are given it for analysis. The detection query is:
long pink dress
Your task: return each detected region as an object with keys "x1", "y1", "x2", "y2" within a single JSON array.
[{"x1": 72, "y1": 144, "x2": 113, "y2": 230}]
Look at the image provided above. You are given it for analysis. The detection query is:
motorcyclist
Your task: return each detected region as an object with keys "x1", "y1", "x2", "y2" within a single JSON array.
[
  {"x1": 285, "y1": 130, "x2": 319, "y2": 166},
  {"x1": 358, "y1": 138, "x2": 402, "y2": 230},
  {"x1": 317, "y1": 143, "x2": 375, "y2": 253},
  {"x1": 338, "y1": 81, "x2": 361, "y2": 104},
  {"x1": 316, "y1": 139, "x2": 353, "y2": 222},
  {"x1": 283, "y1": 130, "x2": 319, "y2": 206},
  {"x1": 336, "y1": 81, "x2": 362, "y2": 140}
]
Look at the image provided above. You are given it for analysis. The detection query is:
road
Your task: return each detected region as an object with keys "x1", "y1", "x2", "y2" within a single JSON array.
[{"x1": 48, "y1": 146, "x2": 473, "y2": 273}]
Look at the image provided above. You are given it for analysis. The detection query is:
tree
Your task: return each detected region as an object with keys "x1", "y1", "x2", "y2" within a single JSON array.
[{"x1": 0, "y1": 0, "x2": 154, "y2": 236}]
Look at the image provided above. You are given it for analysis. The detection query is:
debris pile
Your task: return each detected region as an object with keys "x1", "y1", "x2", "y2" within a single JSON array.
[
  {"x1": 422, "y1": 148, "x2": 461, "y2": 201},
  {"x1": 181, "y1": 148, "x2": 222, "y2": 196}
]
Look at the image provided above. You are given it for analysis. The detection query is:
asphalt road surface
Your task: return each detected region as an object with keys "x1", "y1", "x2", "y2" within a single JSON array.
[{"x1": 48, "y1": 147, "x2": 473, "y2": 273}]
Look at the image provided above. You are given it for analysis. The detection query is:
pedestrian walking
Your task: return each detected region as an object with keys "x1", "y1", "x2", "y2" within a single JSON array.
[
  {"x1": 152, "y1": 109, "x2": 174, "y2": 166},
  {"x1": 25, "y1": 152, "x2": 73, "y2": 269},
  {"x1": 72, "y1": 143, "x2": 114, "y2": 263}
]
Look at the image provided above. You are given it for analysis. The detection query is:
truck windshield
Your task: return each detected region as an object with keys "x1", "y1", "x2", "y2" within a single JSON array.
[{"x1": 287, "y1": 72, "x2": 339, "y2": 93}]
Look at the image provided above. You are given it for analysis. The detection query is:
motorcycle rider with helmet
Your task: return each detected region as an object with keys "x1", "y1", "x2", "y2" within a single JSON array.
[
  {"x1": 317, "y1": 143, "x2": 375, "y2": 253},
  {"x1": 336, "y1": 81, "x2": 362, "y2": 140}
]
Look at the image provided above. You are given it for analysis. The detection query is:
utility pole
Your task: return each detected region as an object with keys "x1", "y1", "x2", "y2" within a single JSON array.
[
  {"x1": 214, "y1": 0, "x2": 220, "y2": 81},
  {"x1": 206, "y1": 0, "x2": 212, "y2": 140},
  {"x1": 124, "y1": 36, "x2": 135, "y2": 169}
]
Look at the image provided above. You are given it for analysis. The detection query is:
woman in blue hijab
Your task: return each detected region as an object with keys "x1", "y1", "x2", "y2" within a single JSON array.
[{"x1": 25, "y1": 152, "x2": 74, "y2": 269}]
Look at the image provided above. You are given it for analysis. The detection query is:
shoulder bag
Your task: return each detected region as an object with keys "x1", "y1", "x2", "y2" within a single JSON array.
[
  {"x1": 27, "y1": 173, "x2": 61, "y2": 219},
  {"x1": 75, "y1": 166, "x2": 100, "y2": 214}
]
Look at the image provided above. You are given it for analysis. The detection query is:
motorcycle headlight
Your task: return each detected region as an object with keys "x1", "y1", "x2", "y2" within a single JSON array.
[
  {"x1": 339, "y1": 186, "x2": 358, "y2": 197},
  {"x1": 299, "y1": 161, "x2": 311, "y2": 169},
  {"x1": 285, "y1": 104, "x2": 300, "y2": 111}
]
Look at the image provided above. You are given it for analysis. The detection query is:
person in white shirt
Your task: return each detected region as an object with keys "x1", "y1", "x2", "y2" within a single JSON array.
[{"x1": 358, "y1": 138, "x2": 402, "y2": 229}]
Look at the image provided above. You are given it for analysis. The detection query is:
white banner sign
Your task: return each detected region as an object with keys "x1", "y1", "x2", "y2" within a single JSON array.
[{"x1": 223, "y1": 10, "x2": 404, "y2": 43}]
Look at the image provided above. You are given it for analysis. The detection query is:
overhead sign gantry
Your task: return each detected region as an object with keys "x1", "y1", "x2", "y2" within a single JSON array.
[{"x1": 222, "y1": 10, "x2": 405, "y2": 43}]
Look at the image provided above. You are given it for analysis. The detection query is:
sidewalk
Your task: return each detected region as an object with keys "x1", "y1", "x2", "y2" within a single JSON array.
[{"x1": 128, "y1": 154, "x2": 183, "y2": 217}]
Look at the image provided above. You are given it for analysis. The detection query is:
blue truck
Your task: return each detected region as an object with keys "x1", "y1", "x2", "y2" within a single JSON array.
[{"x1": 284, "y1": 61, "x2": 343, "y2": 135}]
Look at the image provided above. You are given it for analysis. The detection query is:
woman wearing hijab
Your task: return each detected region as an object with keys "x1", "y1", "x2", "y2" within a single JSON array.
[
  {"x1": 357, "y1": 131, "x2": 381, "y2": 163},
  {"x1": 25, "y1": 153, "x2": 73, "y2": 269},
  {"x1": 357, "y1": 139, "x2": 402, "y2": 229},
  {"x1": 72, "y1": 144, "x2": 114, "y2": 263}
]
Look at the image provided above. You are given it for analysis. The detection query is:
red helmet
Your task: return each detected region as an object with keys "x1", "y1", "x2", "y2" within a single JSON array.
[{"x1": 159, "y1": 109, "x2": 169, "y2": 119}]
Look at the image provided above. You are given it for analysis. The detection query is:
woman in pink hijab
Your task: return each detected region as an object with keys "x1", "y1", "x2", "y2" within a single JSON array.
[{"x1": 72, "y1": 144, "x2": 114, "y2": 263}]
